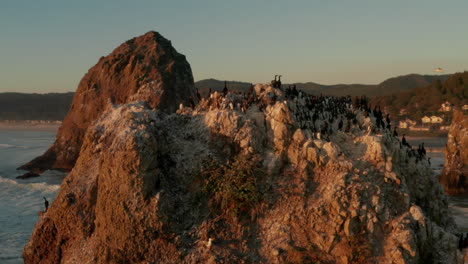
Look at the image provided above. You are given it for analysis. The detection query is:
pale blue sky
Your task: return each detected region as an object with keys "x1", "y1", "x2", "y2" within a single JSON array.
[{"x1": 1, "y1": 0, "x2": 467, "y2": 93}]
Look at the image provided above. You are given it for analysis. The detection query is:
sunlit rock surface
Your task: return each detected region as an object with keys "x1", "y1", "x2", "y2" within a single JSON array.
[
  {"x1": 19, "y1": 31, "x2": 196, "y2": 173},
  {"x1": 439, "y1": 110, "x2": 468, "y2": 195},
  {"x1": 24, "y1": 84, "x2": 462, "y2": 263}
]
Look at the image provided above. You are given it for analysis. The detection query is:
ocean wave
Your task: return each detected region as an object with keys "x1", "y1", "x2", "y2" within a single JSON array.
[
  {"x1": 0, "y1": 143, "x2": 31, "y2": 149},
  {"x1": 0, "y1": 176, "x2": 60, "y2": 193}
]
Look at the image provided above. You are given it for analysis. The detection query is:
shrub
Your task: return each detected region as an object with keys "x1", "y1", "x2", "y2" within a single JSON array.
[{"x1": 198, "y1": 155, "x2": 266, "y2": 218}]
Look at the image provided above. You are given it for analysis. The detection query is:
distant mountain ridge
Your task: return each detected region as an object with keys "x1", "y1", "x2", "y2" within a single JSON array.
[
  {"x1": 379, "y1": 74, "x2": 447, "y2": 92},
  {"x1": 0, "y1": 92, "x2": 74, "y2": 121},
  {"x1": 0, "y1": 73, "x2": 450, "y2": 121},
  {"x1": 195, "y1": 74, "x2": 449, "y2": 97},
  {"x1": 195, "y1": 78, "x2": 253, "y2": 95}
]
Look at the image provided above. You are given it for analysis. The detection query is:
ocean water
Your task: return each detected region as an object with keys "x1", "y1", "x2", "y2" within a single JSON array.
[{"x1": 0, "y1": 130, "x2": 64, "y2": 264}]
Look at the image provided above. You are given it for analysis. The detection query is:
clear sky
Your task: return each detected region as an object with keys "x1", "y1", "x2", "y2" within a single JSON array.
[{"x1": 1, "y1": 0, "x2": 468, "y2": 93}]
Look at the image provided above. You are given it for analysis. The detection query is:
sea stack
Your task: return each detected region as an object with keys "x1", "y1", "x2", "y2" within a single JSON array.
[
  {"x1": 23, "y1": 81, "x2": 461, "y2": 262},
  {"x1": 18, "y1": 31, "x2": 196, "y2": 173},
  {"x1": 439, "y1": 110, "x2": 468, "y2": 194}
]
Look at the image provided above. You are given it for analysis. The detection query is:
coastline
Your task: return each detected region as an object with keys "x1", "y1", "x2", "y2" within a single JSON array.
[
  {"x1": 406, "y1": 136, "x2": 447, "y2": 149},
  {"x1": 0, "y1": 121, "x2": 60, "y2": 132},
  {"x1": 397, "y1": 128, "x2": 448, "y2": 138}
]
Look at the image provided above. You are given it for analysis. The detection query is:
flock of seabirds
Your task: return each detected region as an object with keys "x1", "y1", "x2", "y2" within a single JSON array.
[
  {"x1": 183, "y1": 75, "x2": 468, "y2": 249},
  {"x1": 181, "y1": 75, "x2": 431, "y2": 167}
]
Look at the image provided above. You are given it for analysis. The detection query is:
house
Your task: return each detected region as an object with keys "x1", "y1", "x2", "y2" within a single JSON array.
[
  {"x1": 398, "y1": 119, "x2": 416, "y2": 128},
  {"x1": 399, "y1": 109, "x2": 407, "y2": 116},
  {"x1": 439, "y1": 101, "x2": 453, "y2": 112},
  {"x1": 430, "y1": 115, "x2": 443, "y2": 124},
  {"x1": 421, "y1": 116, "x2": 431, "y2": 124}
]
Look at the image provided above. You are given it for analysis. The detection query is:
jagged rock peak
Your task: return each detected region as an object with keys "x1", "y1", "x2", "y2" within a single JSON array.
[
  {"x1": 124, "y1": 31, "x2": 175, "y2": 50},
  {"x1": 19, "y1": 31, "x2": 196, "y2": 173}
]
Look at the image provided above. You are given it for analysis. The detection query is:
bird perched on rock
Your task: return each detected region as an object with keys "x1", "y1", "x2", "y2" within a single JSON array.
[
  {"x1": 43, "y1": 197, "x2": 49, "y2": 212},
  {"x1": 223, "y1": 81, "x2": 228, "y2": 96}
]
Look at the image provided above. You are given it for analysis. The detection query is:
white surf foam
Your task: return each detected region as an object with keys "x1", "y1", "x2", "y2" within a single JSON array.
[
  {"x1": 0, "y1": 143, "x2": 30, "y2": 149},
  {"x1": 0, "y1": 176, "x2": 60, "y2": 193}
]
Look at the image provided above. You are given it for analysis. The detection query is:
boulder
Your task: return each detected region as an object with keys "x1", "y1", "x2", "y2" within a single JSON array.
[{"x1": 16, "y1": 172, "x2": 40, "y2": 179}]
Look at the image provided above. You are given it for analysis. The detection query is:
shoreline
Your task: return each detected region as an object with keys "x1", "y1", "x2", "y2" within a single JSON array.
[
  {"x1": 397, "y1": 128, "x2": 448, "y2": 138},
  {"x1": 406, "y1": 136, "x2": 447, "y2": 149},
  {"x1": 0, "y1": 122, "x2": 60, "y2": 132}
]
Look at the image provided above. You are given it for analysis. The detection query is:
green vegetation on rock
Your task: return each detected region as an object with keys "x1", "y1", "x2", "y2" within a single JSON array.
[{"x1": 198, "y1": 155, "x2": 266, "y2": 218}]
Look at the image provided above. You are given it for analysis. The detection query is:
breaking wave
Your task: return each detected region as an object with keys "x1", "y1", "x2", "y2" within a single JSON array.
[
  {"x1": 0, "y1": 176, "x2": 60, "y2": 193},
  {"x1": 0, "y1": 143, "x2": 31, "y2": 149}
]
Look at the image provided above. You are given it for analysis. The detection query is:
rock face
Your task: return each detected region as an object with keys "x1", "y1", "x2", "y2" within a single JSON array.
[
  {"x1": 18, "y1": 31, "x2": 195, "y2": 173},
  {"x1": 439, "y1": 110, "x2": 468, "y2": 194},
  {"x1": 24, "y1": 84, "x2": 462, "y2": 263}
]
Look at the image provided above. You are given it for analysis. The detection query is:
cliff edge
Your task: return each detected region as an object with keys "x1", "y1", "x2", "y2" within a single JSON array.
[
  {"x1": 18, "y1": 31, "x2": 196, "y2": 173},
  {"x1": 24, "y1": 83, "x2": 461, "y2": 263},
  {"x1": 439, "y1": 110, "x2": 468, "y2": 195}
]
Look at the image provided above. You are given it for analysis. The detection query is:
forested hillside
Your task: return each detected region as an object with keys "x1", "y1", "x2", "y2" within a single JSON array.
[
  {"x1": 372, "y1": 72, "x2": 468, "y2": 120},
  {"x1": 0, "y1": 92, "x2": 74, "y2": 120}
]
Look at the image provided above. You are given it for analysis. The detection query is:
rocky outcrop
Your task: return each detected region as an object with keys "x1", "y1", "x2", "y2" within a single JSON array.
[
  {"x1": 24, "y1": 84, "x2": 462, "y2": 263},
  {"x1": 16, "y1": 172, "x2": 39, "y2": 179},
  {"x1": 439, "y1": 110, "x2": 468, "y2": 195},
  {"x1": 18, "y1": 31, "x2": 196, "y2": 173}
]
